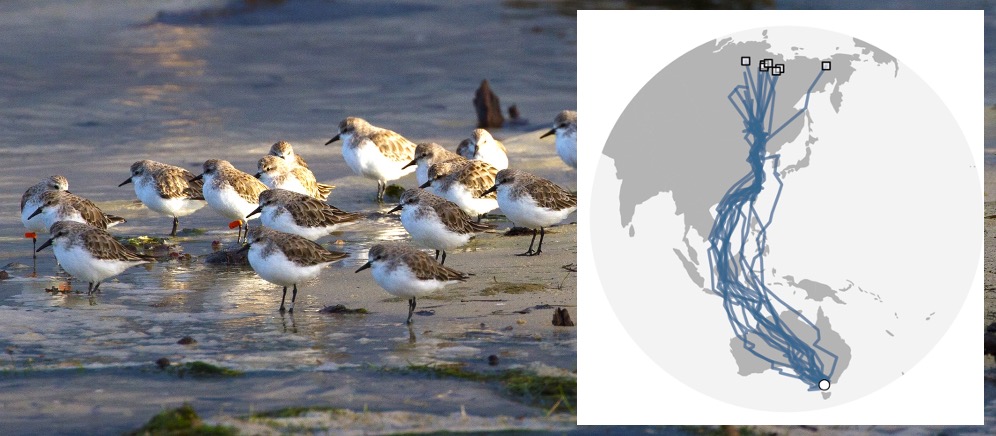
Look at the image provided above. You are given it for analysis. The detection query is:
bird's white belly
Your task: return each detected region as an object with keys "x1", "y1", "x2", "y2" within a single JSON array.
[
  {"x1": 248, "y1": 247, "x2": 324, "y2": 287},
  {"x1": 556, "y1": 132, "x2": 577, "y2": 169},
  {"x1": 401, "y1": 209, "x2": 470, "y2": 251},
  {"x1": 440, "y1": 183, "x2": 497, "y2": 217},
  {"x1": 344, "y1": 139, "x2": 413, "y2": 182},
  {"x1": 416, "y1": 163, "x2": 430, "y2": 187},
  {"x1": 371, "y1": 263, "x2": 450, "y2": 299},
  {"x1": 205, "y1": 183, "x2": 258, "y2": 222},
  {"x1": 274, "y1": 177, "x2": 309, "y2": 196},
  {"x1": 261, "y1": 208, "x2": 330, "y2": 241},
  {"x1": 21, "y1": 199, "x2": 47, "y2": 232},
  {"x1": 41, "y1": 207, "x2": 85, "y2": 230},
  {"x1": 54, "y1": 245, "x2": 138, "y2": 284},
  {"x1": 497, "y1": 187, "x2": 575, "y2": 229},
  {"x1": 476, "y1": 149, "x2": 508, "y2": 171},
  {"x1": 135, "y1": 179, "x2": 204, "y2": 217}
]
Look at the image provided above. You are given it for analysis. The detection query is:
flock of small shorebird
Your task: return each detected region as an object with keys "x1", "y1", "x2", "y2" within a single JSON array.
[{"x1": 19, "y1": 111, "x2": 578, "y2": 323}]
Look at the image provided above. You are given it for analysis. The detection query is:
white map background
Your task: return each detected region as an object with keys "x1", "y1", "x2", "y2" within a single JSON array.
[{"x1": 588, "y1": 26, "x2": 980, "y2": 411}]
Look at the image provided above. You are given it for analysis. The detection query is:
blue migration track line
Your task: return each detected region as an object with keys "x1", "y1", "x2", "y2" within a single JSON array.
[{"x1": 706, "y1": 61, "x2": 838, "y2": 391}]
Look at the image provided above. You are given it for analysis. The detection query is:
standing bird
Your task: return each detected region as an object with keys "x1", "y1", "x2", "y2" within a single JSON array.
[
  {"x1": 190, "y1": 159, "x2": 268, "y2": 243},
  {"x1": 119, "y1": 160, "x2": 206, "y2": 237},
  {"x1": 355, "y1": 243, "x2": 468, "y2": 324},
  {"x1": 388, "y1": 188, "x2": 492, "y2": 265},
  {"x1": 21, "y1": 175, "x2": 69, "y2": 256},
  {"x1": 455, "y1": 138, "x2": 473, "y2": 160},
  {"x1": 36, "y1": 221, "x2": 155, "y2": 294},
  {"x1": 420, "y1": 160, "x2": 499, "y2": 220},
  {"x1": 403, "y1": 142, "x2": 465, "y2": 190},
  {"x1": 256, "y1": 155, "x2": 333, "y2": 201},
  {"x1": 462, "y1": 128, "x2": 508, "y2": 170},
  {"x1": 246, "y1": 189, "x2": 364, "y2": 241},
  {"x1": 324, "y1": 117, "x2": 417, "y2": 202},
  {"x1": 239, "y1": 226, "x2": 348, "y2": 313},
  {"x1": 268, "y1": 140, "x2": 310, "y2": 169},
  {"x1": 541, "y1": 110, "x2": 577, "y2": 169},
  {"x1": 482, "y1": 168, "x2": 577, "y2": 256},
  {"x1": 265, "y1": 142, "x2": 335, "y2": 195},
  {"x1": 29, "y1": 190, "x2": 126, "y2": 231}
]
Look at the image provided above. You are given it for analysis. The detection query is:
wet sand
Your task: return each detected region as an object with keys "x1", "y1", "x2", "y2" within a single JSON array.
[
  {"x1": 0, "y1": 116, "x2": 579, "y2": 432},
  {"x1": 0, "y1": 219, "x2": 577, "y2": 434}
]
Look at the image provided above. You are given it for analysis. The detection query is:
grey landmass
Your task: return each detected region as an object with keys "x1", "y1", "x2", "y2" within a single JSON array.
[
  {"x1": 853, "y1": 38, "x2": 899, "y2": 77},
  {"x1": 857, "y1": 285, "x2": 884, "y2": 303},
  {"x1": 814, "y1": 307, "x2": 851, "y2": 384},
  {"x1": 825, "y1": 53, "x2": 862, "y2": 113},
  {"x1": 728, "y1": 308, "x2": 851, "y2": 385},
  {"x1": 782, "y1": 275, "x2": 848, "y2": 304},
  {"x1": 729, "y1": 334, "x2": 772, "y2": 376},
  {"x1": 673, "y1": 249, "x2": 705, "y2": 288},
  {"x1": 683, "y1": 235, "x2": 700, "y2": 263},
  {"x1": 607, "y1": 34, "x2": 868, "y2": 246},
  {"x1": 780, "y1": 133, "x2": 816, "y2": 176}
]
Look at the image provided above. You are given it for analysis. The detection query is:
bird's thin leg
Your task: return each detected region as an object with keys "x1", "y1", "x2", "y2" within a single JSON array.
[
  {"x1": 377, "y1": 180, "x2": 386, "y2": 202},
  {"x1": 171, "y1": 217, "x2": 179, "y2": 237},
  {"x1": 440, "y1": 251, "x2": 447, "y2": 265},
  {"x1": 534, "y1": 227, "x2": 546, "y2": 256},
  {"x1": 406, "y1": 297, "x2": 417, "y2": 324},
  {"x1": 434, "y1": 250, "x2": 440, "y2": 260},
  {"x1": 87, "y1": 282, "x2": 94, "y2": 294},
  {"x1": 516, "y1": 229, "x2": 538, "y2": 256},
  {"x1": 32, "y1": 237, "x2": 36, "y2": 260},
  {"x1": 279, "y1": 286, "x2": 287, "y2": 312},
  {"x1": 289, "y1": 284, "x2": 298, "y2": 314}
]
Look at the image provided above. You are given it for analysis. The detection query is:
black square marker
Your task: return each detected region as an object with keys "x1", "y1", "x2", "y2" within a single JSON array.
[
  {"x1": 821, "y1": 61, "x2": 831, "y2": 71},
  {"x1": 741, "y1": 56, "x2": 751, "y2": 66}
]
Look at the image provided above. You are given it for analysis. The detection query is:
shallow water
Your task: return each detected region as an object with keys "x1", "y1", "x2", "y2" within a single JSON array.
[{"x1": 0, "y1": 0, "x2": 577, "y2": 432}]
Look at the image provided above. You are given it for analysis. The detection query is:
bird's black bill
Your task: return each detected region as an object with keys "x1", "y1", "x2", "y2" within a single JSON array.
[
  {"x1": 27, "y1": 207, "x2": 43, "y2": 220},
  {"x1": 236, "y1": 243, "x2": 251, "y2": 254},
  {"x1": 190, "y1": 174, "x2": 204, "y2": 182},
  {"x1": 246, "y1": 205, "x2": 263, "y2": 218},
  {"x1": 402, "y1": 158, "x2": 417, "y2": 169},
  {"x1": 540, "y1": 128, "x2": 556, "y2": 139},
  {"x1": 418, "y1": 180, "x2": 432, "y2": 189},
  {"x1": 387, "y1": 204, "x2": 403, "y2": 214},
  {"x1": 118, "y1": 178, "x2": 133, "y2": 187},
  {"x1": 36, "y1": 238, "x2": 54, "y2": 252},
  {"x1": 324, "y1": 134, "x2": 341, "y2": 145},
  {"x1": 480, "y1": 185, "x2": 497, "y2": 197},
  {"x1": 355, "y1": 261, "x2": 372, "y2": 273},
  {"x1": 254, "y1": 172, "x2": 262, "y2": 179}
]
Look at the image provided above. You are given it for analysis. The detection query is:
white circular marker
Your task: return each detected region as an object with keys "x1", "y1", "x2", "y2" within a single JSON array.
[{"x1": 818, "y1": 379, "x2": 831, "y2": 391}]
